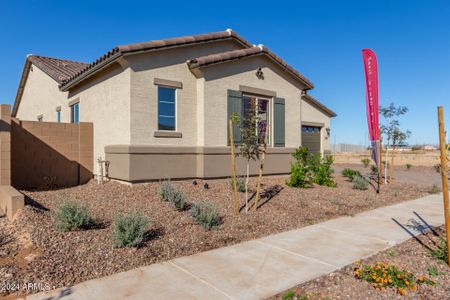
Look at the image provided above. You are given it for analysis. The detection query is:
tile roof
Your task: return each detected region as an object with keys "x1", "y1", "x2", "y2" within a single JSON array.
[
  {"x1": 28, "y1": 55, "x2": 88, "y2": 84},
  {"x1": 186, "y1": 46, "x2": 314, "y2": 89},
  {"x1": 59, "y1": 30, "x2": 253, "y2": 90}
]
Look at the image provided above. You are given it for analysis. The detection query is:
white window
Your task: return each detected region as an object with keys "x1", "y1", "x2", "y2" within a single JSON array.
[
  {"x1": 242, "y1": 95, "x2": 271, "y2": 145},
  {"x1": 157, "y1": 86, "x2": 176, "y2": 131}
]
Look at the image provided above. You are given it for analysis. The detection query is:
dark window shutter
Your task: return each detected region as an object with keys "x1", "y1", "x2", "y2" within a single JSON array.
[
  {"x1": 273, "y1": 97, "x2": 285, "y2": 147},
  {"x1": 227, "y1": 90, "x2": 243, "y2": 145}
]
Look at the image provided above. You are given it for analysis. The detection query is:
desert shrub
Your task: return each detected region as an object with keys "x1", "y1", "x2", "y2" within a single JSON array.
[
  {"x1": 56, "y1": 200, "x2": 94, "y2": 231},
  {"x1": 354, "y1": 262, "x2": 435, "y2": 295},
  {"x1": 311, "y1": 155, "x2": 336, "y2": 187},
  {"x1": 112, "y1": 211, "x2": 148, "y2": 248},
  {"x1": 429, "y1": 184, "x2": 441, "y2": 194},
  {"x1": 287, "y1": 147, "x2": 336, "y2": 188},
  {"x1": 370, "y1": 165, "x2": 378, "y2": 175},
  {"x1": 230, "y1": 176, "x2": 246, "y2": 193},
  {"x1": 431, "y1": 236, "x2": 448, "y2": 263},
  {"x1": 352, "y1": 175, "x2": 369, "y2": 190},
  {"x1": 406, "y1": 163, "x2": 412, "y2": 170},
  {"x1": 411, "y1": 145, "x2": 423, "y2": 151},
  {"x1": 157, "y1": 180, "x2": 188, "y2": 211},
  {"x1": 287, "y1": 163, "x2": 311, "y2": 188},
  {"x1": 191, "y1": 201, "x2": 220, "y2": 230},
  {"x1": 361, "y1": 158, "x2": 370, "y2": 168},
  {"x1": 342, "y1": 168, "x2": 361, "y2": 180}
]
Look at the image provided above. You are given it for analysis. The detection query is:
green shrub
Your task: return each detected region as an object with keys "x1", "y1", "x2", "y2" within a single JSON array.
[
  {"x1": 112, "y1": 211, "x2": 148, "y2": 248},
  {"x1": 56, "y1": 200, "x2": 94, "y2": 231},
  {"x1": 311, "y1": 155, "x2": 336, "y2": 187},
  {"x1": 406, "y1": 163, "x2": 412, "y2": 170},
  {"x1": 191, "y1": 201, "x2": 220, "y2": 230},
  {"x1": 230, "y1": 176, "x2": 246, "y2": 192},
  {"x1": 281, "y1": 291, "x2": 296, "y2": 300},
  {"x1": 287, "y1": 163, "x2": 311, "y2": 188},
  {"x1": 352, "y1": 175, "x2": 369, "y2": 190},
  {"x1": 370, "y1": 165, "x2": 378, "y2": 175},
  {"x1": 342, "y1": 168, "x2": 361, "y2": 180},
  {"x1": 287, "y1": 147, "x2": 336, "y2": 188},
  {"x1": 361, "y1": 158, "x2": 370, "y2": 168},
  {"x1": 157, "y1": 180, "x2": 188, "y2": 211},
  {"x1": 431, "y1": 236, "x2": 448, "y2": 263}
]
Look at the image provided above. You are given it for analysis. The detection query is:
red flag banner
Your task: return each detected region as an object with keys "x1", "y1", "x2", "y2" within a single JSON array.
[{"x1": 362, "y1": 49, "x2": 380, "y2": 164}]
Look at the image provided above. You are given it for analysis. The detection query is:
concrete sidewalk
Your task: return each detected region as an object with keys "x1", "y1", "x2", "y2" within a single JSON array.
[{"x1": 25, "y1": 194, "x2": 445, "y2": 300}]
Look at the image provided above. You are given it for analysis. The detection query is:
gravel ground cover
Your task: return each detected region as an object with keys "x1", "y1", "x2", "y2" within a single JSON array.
[
  {"x1": 271, "y1": 226, "x2": 450, "y2": 300},
  {"x1": 0, "y1": 165, "x2": 434, "y2": 298}
]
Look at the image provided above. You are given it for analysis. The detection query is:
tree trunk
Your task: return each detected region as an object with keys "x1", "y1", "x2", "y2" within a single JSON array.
[
  {"x1": 390, "y1": 143, "x2": 396, "y2": 182},
  {"x1": 245, "y1": 162, "x2": 250, "y2": 213}
]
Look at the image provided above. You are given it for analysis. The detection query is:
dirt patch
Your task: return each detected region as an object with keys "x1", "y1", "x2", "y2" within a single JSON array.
[
  {"x1": 270, "y1": 226, "x2": 450, "y2": 300},
  {"x1": 0, "y1": 166, "x2": 431, "y2": 298}
]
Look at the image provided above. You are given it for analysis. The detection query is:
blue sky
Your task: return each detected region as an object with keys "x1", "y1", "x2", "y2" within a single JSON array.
[{"x1": 0, "y1": 0, "x2": 449, "y2": 145}]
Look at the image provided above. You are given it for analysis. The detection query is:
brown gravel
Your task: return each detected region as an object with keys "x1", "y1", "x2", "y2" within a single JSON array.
[
  {"x1": 0, "y1": 165, "x2": 434, "y2": 298},
  {"x1": 270, "y1": 226, "x2": 450, "y2": 300}
]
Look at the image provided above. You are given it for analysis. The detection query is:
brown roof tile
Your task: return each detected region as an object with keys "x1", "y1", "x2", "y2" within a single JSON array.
[
  {"x1": 60, "y1": 30, "x2": 253, "y2": 90},
  {"x1": 187, "y1": 46, "x2": 314, "y2": 89},
  {"x1": 28, "y1": 55, "x2": 88, "y2": 84}
]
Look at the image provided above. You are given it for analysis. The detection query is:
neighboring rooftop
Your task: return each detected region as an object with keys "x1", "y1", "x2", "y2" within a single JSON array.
[{"x1": 28, "y1": 55, "x2": 88, "y2": 84}]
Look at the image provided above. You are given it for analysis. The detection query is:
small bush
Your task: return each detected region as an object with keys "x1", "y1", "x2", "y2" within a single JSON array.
[
  {"x1": 112, "y1": 211, "x2": 148, "y2": 248},
  {"x1": 311, "y1": 155, "x2": 337, "y2": 187},
  {"x1": 361, "y1": 158, "x2": 370, "y2": 168},
  {"x1": 230, "y1": 176, "x2": 246, "y2": 192},
  {"x1": 287, "y1": 147, "x2": 336, "y2": 188},
  {"x1": 429, "y1": 184, "x2": 441, "y2": 194},
  {"x1": 157, "y1": 180, "x2": 188, "y2": 211},
  {"x1": 431, "y1": 236, "x2": 448, "y2": 263},
  {"x1": 433, "y1": 164, "x2": 441, "y2": 173},
  {"x1": 406, "y1": 163, "x2": 412, "y2": 170},
  {"x1": 354, "y1": 261, "x2": 435, "y2": 295},
  {"x1": 287, "y1": 163, "x2": 311, "y2": 188},
  {"x1": 352, "y1": 175, "x2": 369, "y2": 190},
  {"x1": 191, "y1": 201, "x2": 220, "y2": 230},
  {"x1": 342, "y1": 168, "x2": 361, "y2": 180},
  {"x1": 56, "y1": 200, "x2": 94, "y2": 231},
  {"x1": 281, "y1": 291, "x2": 296, "y2": 300},
  {"x1": 370, "y1": 165, "x2": 378, "y2": 175}
]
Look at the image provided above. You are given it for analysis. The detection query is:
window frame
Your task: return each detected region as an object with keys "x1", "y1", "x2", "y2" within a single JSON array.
[
  {"x1": 157, "y1": 86, "x2": 177, "y2": 131},
  {"x1": 242, "y1": 93, "x2": 273, "y2": 146},
  {"x1": 70, "y1": 102, "x2": 79, "y2": 124}
]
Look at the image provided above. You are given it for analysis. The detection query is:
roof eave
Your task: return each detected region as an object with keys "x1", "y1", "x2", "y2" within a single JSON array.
[
  {"x1": 59, "y1": 51, "x2": 122, "y2": 91},
  {"x1": 11, "y1": 58, "x2": 32, "y2": 117}
]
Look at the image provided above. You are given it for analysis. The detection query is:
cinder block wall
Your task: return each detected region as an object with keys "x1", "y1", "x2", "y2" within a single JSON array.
[{"x1": 11, "y1": 119, "x2": 93, "y2": 189}]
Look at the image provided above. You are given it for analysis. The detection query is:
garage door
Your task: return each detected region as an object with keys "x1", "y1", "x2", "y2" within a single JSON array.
[{"x1": 301, "y1": 126, "x2": 321, "y2": 154}]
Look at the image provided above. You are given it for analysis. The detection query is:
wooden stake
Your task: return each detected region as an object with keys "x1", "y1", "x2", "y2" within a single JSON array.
[
  {"x1": 379, "y1": 129, "x2": 383, "y2": 185},
  {"x1": 254, "y1": 125, "x2": 269, "y2": 211},
  {"x1": 437, "y1": 106, "x2": 450, "y2": 266},
  {"x1": 229, "y1": 120, "x2": 239, "y2": 214}
]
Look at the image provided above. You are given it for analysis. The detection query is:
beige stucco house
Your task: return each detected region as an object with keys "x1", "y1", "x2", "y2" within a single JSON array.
[{"x1": 12, "y1": 29, "x2": 336, "y2": 182}]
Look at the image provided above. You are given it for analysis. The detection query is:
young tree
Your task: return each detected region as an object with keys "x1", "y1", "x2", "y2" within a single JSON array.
[
  {"x1": 238, "y1": 98, "x2": 263, "y2": 212},
  {"x1": 380, "y1": 103, "x2": 411, "y2": 182}
]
